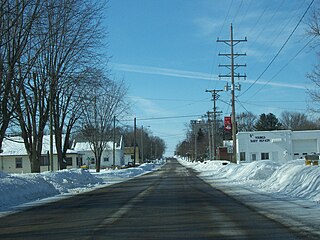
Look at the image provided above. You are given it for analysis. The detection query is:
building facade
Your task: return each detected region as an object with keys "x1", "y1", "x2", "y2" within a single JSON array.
[
  {"x1": 73, "y1": 137, "x2": 124, "y2": 169},
  {"x1": 236, "y1": 130, "x2": 320, "y2": 163},
  {"x1": 0, "y1": 136, "x2": 81, "y2": 173}
]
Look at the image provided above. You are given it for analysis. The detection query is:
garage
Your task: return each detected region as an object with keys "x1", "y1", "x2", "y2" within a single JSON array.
[{"x1": 292, "y1": 139, "x2": 317, "y2": 158}]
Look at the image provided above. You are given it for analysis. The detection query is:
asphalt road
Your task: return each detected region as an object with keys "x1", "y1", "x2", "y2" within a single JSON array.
[{"x1": 0, "y1": 159, "x2": 314, "y2": 239}]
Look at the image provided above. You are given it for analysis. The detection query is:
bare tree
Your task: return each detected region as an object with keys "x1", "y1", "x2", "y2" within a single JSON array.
[
  {"x1": 40, "y1": 0, "x2": 106, "y2": 169},
  {"x1": 236, "y1": 112, "x2": 257, "y2": 132},
  {"x1": 13, "y1": 0, "x2": 106, "y2": 172},
  {"x1": 81, "y1": 74, "x2": 127, "y2": 172},
  {"x1": 280, "y1": 111, "x2": 319, "y2": 130},
  {"x1": 0, "y1": 0, "x2": 41, "y2": 151},
  {"x1": 307, "y1": 5, "x2": 320, "y2": 113}
]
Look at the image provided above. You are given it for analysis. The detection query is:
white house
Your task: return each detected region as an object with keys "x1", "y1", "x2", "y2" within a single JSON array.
[
  {"x1": 73, "y1": 136, "x2": 125, "y2": 168},
  {"x1": 236, "y1": 130, "x2": 320, "y2": 163},
  {"x1": 0, "y1": 135, "x2": 81, "y2": 173}
]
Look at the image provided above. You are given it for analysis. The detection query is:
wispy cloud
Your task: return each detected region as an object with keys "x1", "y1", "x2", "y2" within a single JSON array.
[
  {"x1": 129, "y1": 95, "x2": 168, "y2": 116},
  {"x1": 111, "y1": 63, "x2": 307, "y2": 90},
  {"x1": 111, "y1": 63, "x2": 217, "y2": 81},
  {"x1": 193, "y1": 17, "x2": 221, "y2": 37}
]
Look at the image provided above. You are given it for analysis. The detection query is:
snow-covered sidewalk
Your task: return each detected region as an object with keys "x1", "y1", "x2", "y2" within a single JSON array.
[
  {"x1": 178, "y1": 158, "x2": 320, "y2": 236},
  {"x1": 0, "y1": 160, "x2": 165, "y2": 216}
]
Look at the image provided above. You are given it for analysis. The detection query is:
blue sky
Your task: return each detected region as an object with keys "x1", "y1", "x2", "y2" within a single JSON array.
[{"x1": 106, "y1": 0, "x2": 317, "y2": 156}]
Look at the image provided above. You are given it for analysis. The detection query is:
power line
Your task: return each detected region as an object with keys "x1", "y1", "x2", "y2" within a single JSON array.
[
  {"x1": 268, "y1": 36, "x2": 316, "y2": 82},
  {"x1": 243, "y1": 35, "x2": 315, "y2": 100},
  {"x1": 239, "y1": 100, "x2": 307, "y2": 112},
  {"x1": 239, "y1": 0, "x2": 315, "y2": 98},
  {"x1": 119, "y1": 114, "x2": 203, "y2": 122},
  {"x1": 235, "y1": 98, "x2": 251, "y2": 115},
  {"x1": 232, "y1": 0, "x2": 244, "y2": 23}
]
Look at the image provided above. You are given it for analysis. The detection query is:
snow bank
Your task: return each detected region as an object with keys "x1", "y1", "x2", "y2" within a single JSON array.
[
  {"x1": 0, "y1": 169, "x2": 102, "y2": 211},
  {"x1": 260, "y1": 160, "x2": 320, "y2": 202},
  {"x1": 0, "y1": 161, "x2": 165, "y2": 212},
  {"x1": 41, "y1": 169, "x2": 104, "y2": 193},
  {"x1": 178, "y1": 158, "x2": 320, "y2": 203}
]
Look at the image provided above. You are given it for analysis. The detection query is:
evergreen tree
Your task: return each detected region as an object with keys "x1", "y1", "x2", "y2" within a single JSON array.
[{"x1": 255, "y1": 113, "x2": 282, "y2": 131}]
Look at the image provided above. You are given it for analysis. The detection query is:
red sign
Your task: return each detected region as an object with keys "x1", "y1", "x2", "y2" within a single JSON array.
[{"x1": 224, "y1": 116, "x2": 232, "y2": 132}]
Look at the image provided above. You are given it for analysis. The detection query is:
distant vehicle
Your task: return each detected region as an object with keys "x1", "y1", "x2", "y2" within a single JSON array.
[{"x1": 80, "y1": 165, "x2": 89, "y2": 170}]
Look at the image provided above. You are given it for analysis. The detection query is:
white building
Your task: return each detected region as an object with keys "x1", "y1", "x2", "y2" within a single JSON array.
[
  {"x1": 73, "y1": 136, "x2": 124, "y2": 168},
  {"x1": 236, "y1": 130, "x2": 320, "y2": 163},
  {"x1": 0, "y1": 135, "x2": 81, "y2": 173}
]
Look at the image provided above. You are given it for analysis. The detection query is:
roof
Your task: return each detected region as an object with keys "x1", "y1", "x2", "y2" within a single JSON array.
[
  {"x1": 0, "y1": 135, "x2": 68, "y2": 156},
  {"x1": 73, "y1": 139, "x2": 122, "y2": 152},
  {"x1": 0, "y1": 136, "x2": 27, "y2": 156},
  {"x1": 0, "y1": 135, "x2": 124, "y2": 156}
]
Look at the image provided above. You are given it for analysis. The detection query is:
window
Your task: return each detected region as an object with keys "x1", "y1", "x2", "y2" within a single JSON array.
[
  {"x1": 251, "y1": 154, "x2": 257, "y2": 161},
  {"x1": 261, "y1": 152, "x2": 269, "y2": 160},
  {"x1": 65, "y1": 157, "x2": 73, "y2": 166},
  {"x1": 40, "y1": 155, "x2": 49, "y2": 166},
  {"x1": 104, "y1": 157, "x2": 109, "y2": 162},
  {"x1": 240, "y1": 152, "x2": 246, "y2": 161},
  {"x1": 15, "y1": 157, "x2": 22, "y2": 168}
]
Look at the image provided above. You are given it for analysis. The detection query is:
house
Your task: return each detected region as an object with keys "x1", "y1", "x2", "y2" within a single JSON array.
[
  {"x1": 0, "y1": 135, "x2": 81, "y2": 173},
  {"x1": 236, "y1": 130, "x2": 320, "y2": 163},
  {"x1": 124, "y1": 146, "x2": 140, "y2": 166},
  {"x1": 73, "y1": 136, "x2": 124, "y2": 169}
]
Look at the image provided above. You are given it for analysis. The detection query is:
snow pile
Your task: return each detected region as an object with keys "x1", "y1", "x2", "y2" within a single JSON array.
[
  {"x1": 178, "y1": 158, "x2": 320, "y2": 202},
  {"x1": 92, "y1": 162, "x2": 163, "y2": 181},
  {"x1": 0, "y1": 161, "x2": 165, "y2": 212},
  {"x1": 261, "y1": 160, "x2": 320, "y2": 202},
  {"x1": 0, "y1": 173, "x2": 60, "y2": 210},
  {"x1": 215, "y1": 160, "x2": 280, "y2": 181},
  {"x1": 41, "y1": 169, "x2": 104, "y2": 193}
]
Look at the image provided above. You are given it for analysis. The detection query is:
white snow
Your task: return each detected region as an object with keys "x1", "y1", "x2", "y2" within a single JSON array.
[
  {"x1": 0, "y1": 161, "x2": 164, "y2": 216},
  {"x1": 2, "y1": 156, "x2": 320, "y2": 235},
  {"x1": 178, "y1": 158, "x2": 320, "y2": 236},
  {"x1": 178, "y1": 158, "x2": 320, "y2": 202}
]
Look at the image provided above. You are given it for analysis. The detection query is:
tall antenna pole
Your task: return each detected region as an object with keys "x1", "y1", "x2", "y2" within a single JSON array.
[{"x1": 217, "y1": 23, "x2": 246, "y2": 163}]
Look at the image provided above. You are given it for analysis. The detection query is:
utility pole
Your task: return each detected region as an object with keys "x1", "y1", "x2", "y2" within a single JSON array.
[
  {"x1": 207, "y1": 111, "x2": 212, "y2": 161},
  {"x1": 206, "y1": 89, "x2": 223, "y2": 160},
  {"x1": 133, "y1": 117, "x2": 137, "y2": 166},
  {"x1": 49, "y1": 86, "x2": 54, "y2": 171},
  {"x1": 217, "y1": 23, "x2": 246, "y2": 163},
  {"x1": 191, "y1": 120, "x2": 198, "y2": 161},
  {"x1": 141, "y1": 126, "x2": 144, "y2": 163},
  {"x1": 113, "y1": 115, "x2": 116, "y2": 169}
]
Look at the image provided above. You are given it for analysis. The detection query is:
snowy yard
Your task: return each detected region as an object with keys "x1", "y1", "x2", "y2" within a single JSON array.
[{"x1": 0, "y1": 160, "x2": 165, "y2": 216}]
